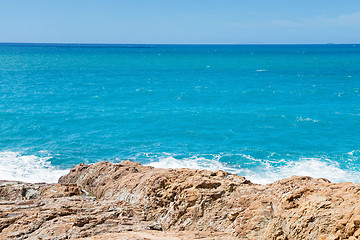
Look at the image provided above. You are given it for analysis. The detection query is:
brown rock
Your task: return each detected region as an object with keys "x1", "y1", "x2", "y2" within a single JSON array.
[
  {"x1": 75, "y1": 230, "x2": 238, "y2": 240},
  {"x1": 2, "y1": 161, "x2": 360, "y2": 239}
]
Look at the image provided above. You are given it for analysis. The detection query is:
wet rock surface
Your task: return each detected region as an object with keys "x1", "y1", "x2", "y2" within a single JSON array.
[{"x1": 2, "y1": 161, "x2": 360, "y2": 239}]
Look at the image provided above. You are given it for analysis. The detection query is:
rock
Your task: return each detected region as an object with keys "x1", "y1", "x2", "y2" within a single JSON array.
[
  {"x1": 75, "y1": 231, "x2": 238, "y2": 240},
  {"x1": 2, "y1": 161, "x2": 360, "y2": 239},
  {"x1": 0, "y1": 180, "x2": 48, "y2": 201}
]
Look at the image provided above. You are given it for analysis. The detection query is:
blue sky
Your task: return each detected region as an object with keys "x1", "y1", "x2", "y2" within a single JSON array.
[{"x1": 1, "y1": 0, "x2": 360, "y2": 44}]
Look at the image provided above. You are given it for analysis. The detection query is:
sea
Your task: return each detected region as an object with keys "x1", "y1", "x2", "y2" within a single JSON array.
[{"x1": 0, "y1": 43, "x2": 359, "y2": 184}]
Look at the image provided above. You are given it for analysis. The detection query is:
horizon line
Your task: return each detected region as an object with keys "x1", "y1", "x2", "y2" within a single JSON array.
[{"x1": 0, "y1": 41, "x2": 359, "y2": 46}]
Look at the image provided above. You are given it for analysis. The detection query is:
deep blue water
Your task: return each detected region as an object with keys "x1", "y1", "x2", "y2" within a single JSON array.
[{"x1": 0, "y1": 43, "x2": 359, "y2": 183}]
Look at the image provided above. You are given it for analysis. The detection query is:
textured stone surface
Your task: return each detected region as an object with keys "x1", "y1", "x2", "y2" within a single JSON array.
[
  {"x1": 75, "y1": 231, "x2": 237, "y2": 240},
  {"x1": 2, "y1": 161, "x2": 360, "y2": 239}
]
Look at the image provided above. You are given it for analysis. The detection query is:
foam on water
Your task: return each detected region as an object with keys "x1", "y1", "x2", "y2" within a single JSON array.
[
  {"x1": 246, "y1": 158, "x2": 355, "y2": 184},
  {"x1": 147, "y1": 155, "x2": 359, "y2": 185},
  {"x1": 147, "y1": 154, "x2": 251, "y2": 176},
  {"x1": 0, "y1": 150, "x2": 357, "y2": 185},
  {"x1": 296, "y1": 117, "x2": 319, "y2": 123},
  {"x1": 0, "y1": 151, "x2": 69, "y2": 183}
]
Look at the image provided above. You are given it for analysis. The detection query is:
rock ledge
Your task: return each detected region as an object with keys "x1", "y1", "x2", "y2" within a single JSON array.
[{"x1": 1, "y1": 161, "x2": 360, "y2": 239}]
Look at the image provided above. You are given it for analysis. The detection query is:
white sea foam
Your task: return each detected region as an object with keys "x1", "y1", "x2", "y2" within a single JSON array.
[
  {"x1": 296, "y1": 116, "x2": 319, "y2": 123},
  {"x1": 2, "y1": 150, "x2": 357, "y2": 185},
  {"x1": 146, "y1": 155, "x2": 359, "y2": 185},
  {"x1": 348, "y1": 150, "x2": 360, "y2": 156},
  {"x1": 247, "y1": 158, "x2": 353, "y2": 185},
  {"x1": 256, "y1": 69, "x2": 267, "y2": 72},
  {"x1": 0, "y1": 151, "x2": 69, "y2": 183},
  {"x1": 147, "y1": 155, "x2": 251, "y2": 177}
]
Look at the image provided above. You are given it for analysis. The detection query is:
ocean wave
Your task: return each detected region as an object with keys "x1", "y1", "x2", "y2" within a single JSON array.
[
  {"x1": 348, "y1": 150, "x2": 360, "y2": 156},
  {"x1": 1, "y1": 150, "x2": 358, "y2": 185},
  {"x1": 146, "y1": 154, "x2": 359, "y2": 185},
  {"x1": 0, "y1": 151, "x2": 69, "y2": 183},
  {"x1": 246, "y1": 158, "x2": 353, "y2": 184},
  {"x1": 147, "y1": 155, "x2": 252, "y2": 176}
]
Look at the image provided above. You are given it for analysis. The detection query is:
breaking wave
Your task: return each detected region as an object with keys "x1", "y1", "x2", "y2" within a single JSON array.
[
  {"x1": 1, "y1": 150, "x2": 359, "y2": 185},
  {"x1": 0, "y1": 151, "x2": 69, "y2": 183},
  {"x1": 146, "y1": 154, "x2": 360, "y2": 185}
]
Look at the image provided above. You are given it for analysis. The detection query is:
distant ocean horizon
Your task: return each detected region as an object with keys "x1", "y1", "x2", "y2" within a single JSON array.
[
  {"x1": 0, "y1": 43, "x2": 359, "y2": 184},
  {"x1": 1, "y1": 42, "x2": 359, "y2": 46}
]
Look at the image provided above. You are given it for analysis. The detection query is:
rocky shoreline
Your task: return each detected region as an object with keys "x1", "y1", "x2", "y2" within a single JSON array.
[{"x1": 1, "y1": 161, "x2": 360, "y2": 239}]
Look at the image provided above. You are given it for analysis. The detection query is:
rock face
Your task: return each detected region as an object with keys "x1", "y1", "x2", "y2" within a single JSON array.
[{"x1": 2, "y1": 161, "x2": 360, "y2": 239}]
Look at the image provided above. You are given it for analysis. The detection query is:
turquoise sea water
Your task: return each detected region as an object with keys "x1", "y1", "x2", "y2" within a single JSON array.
[{"x1": 0, "y1": 43, "x2": 359, "y2": 184}]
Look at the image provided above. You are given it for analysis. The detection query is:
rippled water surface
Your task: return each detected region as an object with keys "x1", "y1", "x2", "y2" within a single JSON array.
[{"x1": 0, "y1": 43, "x2": 359, "y2": 183}]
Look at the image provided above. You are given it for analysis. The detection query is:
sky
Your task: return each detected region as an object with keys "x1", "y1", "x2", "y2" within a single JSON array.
[{"x1": 0, "y1": 0, "x2": 360, "y2": 44}]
